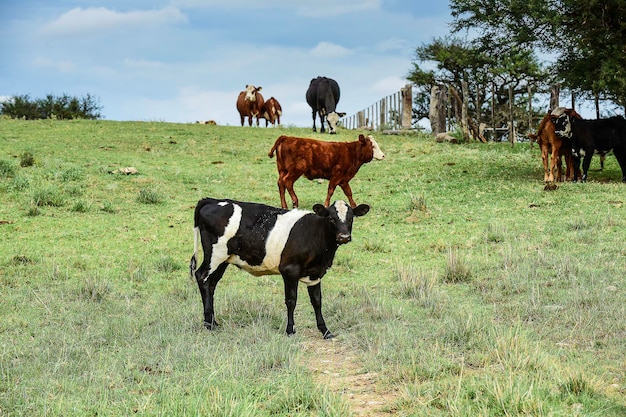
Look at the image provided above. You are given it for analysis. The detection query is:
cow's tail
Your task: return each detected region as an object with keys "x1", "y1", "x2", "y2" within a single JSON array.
[
  {"x1": 268, "y1": 135, "x2": 286, "y2": 158},
  {"x1": 189, "y1": 226, "x2": 200, "y2": 280},
  {"x1": 190, "y1": 199, "x2": 210, "y2": 280}
]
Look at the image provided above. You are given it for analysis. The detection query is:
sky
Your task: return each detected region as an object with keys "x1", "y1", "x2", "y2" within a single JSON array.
[{"x1": 0, "y1": 0, "x2": 453, "y2": 127}]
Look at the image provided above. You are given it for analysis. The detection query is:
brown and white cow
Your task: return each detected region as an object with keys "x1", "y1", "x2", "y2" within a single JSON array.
[
  {"x1": 262, "y1": 96, "x2": 282, "y2": 127},
  {"x1": 236, "y1": 85, "x2": 265, "y2": 126},
  {"x1": 528, "y1": 108, "x2": 582, "y2": 182},
  {"x1": 268, "y1": 134, "x2": 385, "y2": 208}
]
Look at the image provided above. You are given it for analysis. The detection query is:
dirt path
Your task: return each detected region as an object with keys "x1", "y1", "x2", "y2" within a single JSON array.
[{"x1": 300, "y1": 332, "x2": 399, "y2": 416}]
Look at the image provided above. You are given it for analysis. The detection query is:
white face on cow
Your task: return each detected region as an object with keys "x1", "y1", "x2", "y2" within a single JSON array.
[
  {"x1": 367, "y1": 136, "x2": 385, "y2": 160},
  {"x1": 326, "y1": 112, "x2": 340, "y2": 133},
  {"x1": 244, "y1": 84, "x2": 261, "y2": 102},
  {"x1": 553, "y1": 114, "x2": 573, "y2": 138}
]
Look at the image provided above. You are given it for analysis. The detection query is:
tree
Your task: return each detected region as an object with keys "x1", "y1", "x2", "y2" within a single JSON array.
[
  {"x1": 407, "y1": 36, "x2": 547, "y2": 139},
  {"x1": 0, "y1": 93, "x2": 102, "y2": 120},
  {"x1": 449, "y1": 0, "x2": 626, "y2": 113}
]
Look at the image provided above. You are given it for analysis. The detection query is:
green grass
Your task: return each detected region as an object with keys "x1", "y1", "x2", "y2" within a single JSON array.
[{"x1": 0, "y1": 118, "x2": 624, "y2": 416}]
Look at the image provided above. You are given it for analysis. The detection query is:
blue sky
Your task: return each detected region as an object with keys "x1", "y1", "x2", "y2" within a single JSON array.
[{"x1": 0, "y1": 1, "x2": 452, "y2": 127}]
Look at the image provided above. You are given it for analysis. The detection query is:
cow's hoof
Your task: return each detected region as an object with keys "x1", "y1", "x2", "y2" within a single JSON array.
[
  {"x1": 323, "y1": 330, "x2": 335, "y2": 340},
  {"x1": 203, "y1": 321, "x2": 218, "y2": 330}
]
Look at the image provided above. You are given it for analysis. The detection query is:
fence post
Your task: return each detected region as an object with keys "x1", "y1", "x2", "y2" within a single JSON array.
[{"x1": 401, "y1": 84, "x2": 412, "y2": 129}]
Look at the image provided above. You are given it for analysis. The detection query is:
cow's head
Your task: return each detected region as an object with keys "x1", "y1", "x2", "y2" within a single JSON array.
[
  {"x1": 313, "y1": 200, "x2": 369, "y2": 244},
  {"x1": 359, "y1": 134, "x2": 385, "y2": 161},
  {"x1": 549, "y1": 107, "x2": 573, "y2": 139},
  {"x1": 326, "y1": 111, "x2": 347, "y2": 134},
  {"x1": 244, "y1": 84, "x2": 262, "y2": 102},
  {"x1": 550, "y1": 113, "x2": 572, "y2": 139}
]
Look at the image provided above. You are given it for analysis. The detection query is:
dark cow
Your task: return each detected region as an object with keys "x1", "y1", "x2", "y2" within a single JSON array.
[
  {"x1": 268, "y1": 134, "x2": 385, "y2": 209},
  {"x1": 528, "y1": 109, "x2": 581, "y2": 182},
  {"x1": 551, "y1": 110, "x2": 626, "y2": 182},
  {"x1": 262, "y1": 96, "x2": 282, "y2": 127},
  {"x1": 236, "y1": 85, "x2": 265, "y2": 126},
  {"x1": 306, "y1": 76, "x2": 346, "y2": 134},
  {"x1": 190, "y1": 198, "x2": 370, "y2": 339}
]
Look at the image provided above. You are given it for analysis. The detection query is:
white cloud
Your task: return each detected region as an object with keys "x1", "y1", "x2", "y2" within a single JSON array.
[
  {"x1": 311, "y1": 42, "x2": 352, "y2": 58},
  {"x1": 41, "y1": 6, "x2": 187, "y2": 36}
]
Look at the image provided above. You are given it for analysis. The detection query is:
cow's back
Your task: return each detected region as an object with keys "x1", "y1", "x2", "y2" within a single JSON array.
[{"x1": 306, "y1": 77, "x2": 340, "y2": 111}]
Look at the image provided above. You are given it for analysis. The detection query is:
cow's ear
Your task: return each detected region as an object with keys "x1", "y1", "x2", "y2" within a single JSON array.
[
  {"x1": 358, "y1": 134, "x2": 366, "y2": 142},
  {"x1": 337, "y1": 112, "x2": 346, "y2": 117},
  {"x1": 257, "y1": 86, "x2": 263, "y2": 91},
  {"x1": 313, "y1": 204, "x2": 330, "y2": 217},
  {"x1": 353, "y1": 204, "x2": 370, "y2": 217}
]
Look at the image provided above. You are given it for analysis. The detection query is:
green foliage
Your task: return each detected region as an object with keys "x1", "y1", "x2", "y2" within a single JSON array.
[
  {"x1": 0, "y1": 93, "x2": 102, "y2": 120},
  {"x1": 19, "y1": 151, "x2": 34, "y2": 167},
  {"x1": 137, "y1": 187, "x2": 164, "y2": 204},
  {"x1": 0, "y1": 159, "x2": 17, "y2": 178},
  {"x1": 448, "y1": 0, "x2": 626, "y2": 110}
]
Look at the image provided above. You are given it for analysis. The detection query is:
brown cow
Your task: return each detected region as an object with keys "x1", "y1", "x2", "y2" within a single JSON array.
[
  {"x1": 262, "y1": 96, "x2": 282, "y2": 127},
  {"x1": 528, "y1": 108, "x2": 582, "y2": 182},
  {"x1": 268, "y1": 134, "x2": 385, "y2": 208},
  {"x1": 236, "y1": 85, "x2": 265, "y2": 126}
]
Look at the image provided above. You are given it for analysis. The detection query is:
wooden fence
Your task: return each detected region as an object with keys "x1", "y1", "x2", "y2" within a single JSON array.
[{"x1": 341, "y1": 84, "x2": 413, "y2": 131}]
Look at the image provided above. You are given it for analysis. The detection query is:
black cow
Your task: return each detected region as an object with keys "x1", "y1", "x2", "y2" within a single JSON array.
[
  {"x1": 551, "y1": 111, "x2": 626, "y2": 182},
  {"x1": 189, "y1": 198, "x2": 369, "y2": 339},
  {"x1": 306, "y1": 76, "x2": 346, "y2": 134}
]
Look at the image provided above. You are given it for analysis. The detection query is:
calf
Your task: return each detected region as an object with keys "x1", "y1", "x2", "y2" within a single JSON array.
[
  {"x1": 190, "y1": 198, "x2": 370, "y2": 339},
  {"x1": 262, "y1": 96, "x2": 282, "y2": 127},
  {"x1": 236, "y1": 85, "x2": 265, "y2": 126},
  {"x1": 551, "y1": 111, "x2": 626, "y2": 182},
  {"x1": 268, "y1": 134, "x2": 385, "y2": 209},
  {"x1": 528, "y1": 109, "x2": 581, "y2": 182}
]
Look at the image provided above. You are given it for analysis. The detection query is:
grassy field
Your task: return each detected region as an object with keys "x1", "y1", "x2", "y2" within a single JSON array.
[{"x1": 0, "y1": 118, "x2": 624, "y2": 416}]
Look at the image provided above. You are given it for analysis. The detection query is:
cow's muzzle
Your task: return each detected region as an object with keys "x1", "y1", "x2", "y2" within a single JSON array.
[{"x1": 337, "y1": 233, "x2": 351, "y2": 244}]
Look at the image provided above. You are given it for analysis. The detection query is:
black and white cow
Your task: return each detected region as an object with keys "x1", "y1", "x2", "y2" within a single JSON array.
[
  {"x1": 306, "y1": 76, "x2": 346, "y2": 134},
  {"x1": 551, "y1": 110, "x2": 626, "y2": 182},
  {"x1": 189, "y1": 198, "x2": 369, "y2": 339}
]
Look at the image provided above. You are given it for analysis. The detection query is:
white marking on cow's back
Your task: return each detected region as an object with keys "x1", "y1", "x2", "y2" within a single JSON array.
[
  {"x1": 229, "y1": 208, "x2": 310, "y2": 276},
  {"x1": 335, "y1": 200, "x2": 348, "y2": 223},
  {"x1": 206, "y1": 203, "x2": 242, "y2": 280}
]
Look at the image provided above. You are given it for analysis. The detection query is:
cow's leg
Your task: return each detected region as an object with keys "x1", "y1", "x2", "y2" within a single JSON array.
[
  {"x1": 600, "y1": 152, "x2": 606, "y2": 170},
  {"x1": 338, "y1": 182, "x2": 357, "y2": 208},
  {"x1": 565, "y1": 153, "x2": 574, "y2": 181},
  {"x1": 324, "y1": 181, "x2": 339, "y2": 207},
  {"x1": 195, "y1": 262, "x2": 228, "y2": 330},
  {"x1": 240, "y1": 115, "x2": 245, "y2": 126},
  {"x1": 548, "y1": 147, "x2": 558, "y2": 182},
  {"x1": 277, "y1": 177, "x2": 289, "y2": 209},
  {"x1": 572, "y1": 156, "x2": 581, "y2": 182},
  {"x1": 307, "y1": 283, "x2": 333, "y2": 339},
  {"x1": 541, "y1": 143, "x2": 550, "y2": 182},
  {"x1": 311, "y1": 110, "x2": 317, "y2": 132},
  {"x1": 283, "y1": 278, "x2": 299, "y2": 336},
  {"x1": 247, "y1": 116, "x2": 253, "y2": 127},
  {"x1": 581, "y1": 152, "x2": 593, "y2": 182},
  {"x1": 319, "y1": 113, "x2": 326, "y2": 133},
  {"x1": 282, "y1": 175, "x2": 300, "y2": 208}
]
